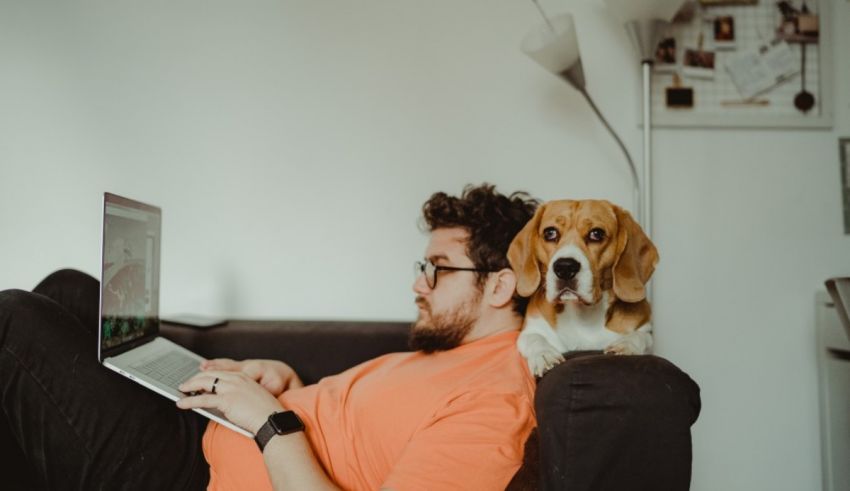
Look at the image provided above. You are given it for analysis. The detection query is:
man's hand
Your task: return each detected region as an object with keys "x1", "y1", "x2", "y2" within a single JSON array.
[
  {"x1": 177, "y1": 370, "x2": 283, "y2": 434},
  {"x1": 179, "y1": 370, "x2": 340, "y2": 491},
  {"x1": 201, "y1": 358, "x2": 304, "y2": 396}
]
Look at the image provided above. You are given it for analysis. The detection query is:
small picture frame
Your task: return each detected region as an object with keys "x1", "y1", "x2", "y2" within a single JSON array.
[
  {"x1": 654, "y1": 37, "x2": 678, "y2": 72},
  {"x1": 682, "y1": 48, "x2": 716, "y2": 79},
  {"x1": 665, "y1": 73, "x2": 694, "y2": 109},
  {"x1": 713, "y1": 16, "x2": 736, "y2": 49},
  {"x1": 775, "y1": 1, "x2": 820, "y2": 43},
  {"x1": 666, "y1": 86, "x2": 695, "y2": 108}
]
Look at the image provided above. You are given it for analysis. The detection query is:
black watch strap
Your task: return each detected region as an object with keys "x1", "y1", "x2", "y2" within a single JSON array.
[{"x1": 254, "y1": 410, "x2": 304, "y2": 452}]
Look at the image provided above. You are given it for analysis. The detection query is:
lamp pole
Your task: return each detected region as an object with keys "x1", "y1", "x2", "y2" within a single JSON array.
[
  {"x1": 624, "y1": 16, "x2": 669, "y2": 303},
  {"x1": 641, "y1": 60, "x2": 652, "y2": 239},
  {"x1": 625, "y1": 17, "x2": 665, "y2": 238}
]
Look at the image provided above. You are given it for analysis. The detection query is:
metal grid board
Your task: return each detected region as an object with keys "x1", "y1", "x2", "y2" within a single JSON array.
[{"x1": 647, "y1": 0, "x2": 833, "y2": 129}]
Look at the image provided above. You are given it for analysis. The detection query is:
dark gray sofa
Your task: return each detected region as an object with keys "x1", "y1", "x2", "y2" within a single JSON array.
[
  {"x1": 1, "y1": 268, "x2": 700, "y2": 490},
  {"x1": 161, "y1": 320, "x2": 702, "y2": 491}
]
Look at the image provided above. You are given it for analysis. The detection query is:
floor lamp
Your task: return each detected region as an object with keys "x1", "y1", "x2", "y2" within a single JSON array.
[
  {"x1": 600, "y1": 0, "x2": 686, "y2": 239},
  {"x1": 521, "y1": 13, "x2": 642, "y2": 225},
  {"x1": 521, "y1": 1, "x2": 684, "y2": 305}
]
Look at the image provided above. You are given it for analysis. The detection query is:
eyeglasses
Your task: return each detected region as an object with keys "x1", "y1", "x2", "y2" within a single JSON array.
[{"x1": 414, "y1": 260, "x2": 496, "y2": 289}]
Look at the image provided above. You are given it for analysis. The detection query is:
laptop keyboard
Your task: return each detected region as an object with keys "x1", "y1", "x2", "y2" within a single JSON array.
[{"x1": 131, "y1": 351, "x2": 200, "y2": 389}]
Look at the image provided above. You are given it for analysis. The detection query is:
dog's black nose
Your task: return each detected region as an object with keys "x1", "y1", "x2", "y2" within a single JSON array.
[{"x1": 553, "y1": 258, "x2": 581, "y2": 280}]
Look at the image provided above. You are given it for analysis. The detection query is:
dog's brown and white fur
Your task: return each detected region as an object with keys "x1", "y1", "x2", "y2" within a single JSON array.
[{"x1": 507, "y1": 199, "x2": 659, "y2": 377}]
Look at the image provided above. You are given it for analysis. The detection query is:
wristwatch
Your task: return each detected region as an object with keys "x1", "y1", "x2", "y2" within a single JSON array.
[{"x1": 254, "y1": 410, "x2": 305, "y2": 452}]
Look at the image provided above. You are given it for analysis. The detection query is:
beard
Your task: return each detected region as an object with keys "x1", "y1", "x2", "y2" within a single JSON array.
[{"x1": 409, "y1": 291, "x2": 481, "y2": 353}]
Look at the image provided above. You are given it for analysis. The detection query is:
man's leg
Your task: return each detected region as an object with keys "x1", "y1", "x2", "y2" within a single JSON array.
[
  {"x1": 2, "y1": 269, "x2": 98, "y2": 490},
  {"x1": 32, "y1": 268, "x2": 101, "y2": 333},
  {"x1": 0, "y1": 406, "x2": 39, "y2": 490},
  {"x1": 0, "y1": 272, "x2": 210, "y2": 490}
]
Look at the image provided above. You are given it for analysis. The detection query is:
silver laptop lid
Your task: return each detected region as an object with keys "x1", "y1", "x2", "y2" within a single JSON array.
[{"x1": 98, "y1": 193, "x2": 162, "y2": 362}]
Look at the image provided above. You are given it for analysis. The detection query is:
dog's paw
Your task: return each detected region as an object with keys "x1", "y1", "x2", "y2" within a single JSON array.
[
  {"x1": 604, "y1": 336, "x2": 646, "y2": 355},
  {"x1": 526, "y1": 346, "x2": 565, "y2": 377}
]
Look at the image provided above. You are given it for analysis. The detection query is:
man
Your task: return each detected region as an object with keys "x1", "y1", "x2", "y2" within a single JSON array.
[{"x1": 0, "y1": 184, "x2": 539, "y2": 490}]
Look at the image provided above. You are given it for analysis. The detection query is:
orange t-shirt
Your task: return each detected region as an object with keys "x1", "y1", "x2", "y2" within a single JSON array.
[{"x1": 202, "y1": 330, "x2": 536, "y2": 491}]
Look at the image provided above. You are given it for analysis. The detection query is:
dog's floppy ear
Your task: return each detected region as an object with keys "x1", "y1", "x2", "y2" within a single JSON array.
[
  {"x1": 612, "y1": 205, "x2": 659, "y2": 303},
  {"x1": 508, "y1": 204, "x2": 546, "y2": 297}
]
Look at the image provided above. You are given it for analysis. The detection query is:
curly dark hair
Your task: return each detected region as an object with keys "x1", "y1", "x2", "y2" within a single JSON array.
[{"x1": 421, "y1": 184, "x2": 539, "y2": 315}]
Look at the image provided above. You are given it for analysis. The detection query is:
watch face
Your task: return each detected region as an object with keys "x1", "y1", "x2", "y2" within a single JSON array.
[{"x1": 270, "y1": 411, "x2": 304, "y2": 434}]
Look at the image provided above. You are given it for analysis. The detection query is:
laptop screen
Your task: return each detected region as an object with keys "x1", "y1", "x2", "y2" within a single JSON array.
[{"x1": 99, "y1": 193, "x2": 161, "y2": 357}]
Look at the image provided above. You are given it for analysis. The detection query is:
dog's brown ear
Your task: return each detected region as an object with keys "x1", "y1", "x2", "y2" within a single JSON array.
[
  {"x1": 612, "y1": 205, "x2": 659, "y2": 303},
  {"x1": 508, "y1": 204, "x2": 545, "y2": 297}
]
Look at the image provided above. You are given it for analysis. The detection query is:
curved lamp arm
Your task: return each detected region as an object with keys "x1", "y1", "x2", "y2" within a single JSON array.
[{"x1": 576, "y1": 87, "x2": 640, "y2": 201}]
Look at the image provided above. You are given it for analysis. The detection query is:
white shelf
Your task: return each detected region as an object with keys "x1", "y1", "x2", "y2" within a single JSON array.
[{"x1": 816, "y1": 291, "x2": 850, "y2": 491}]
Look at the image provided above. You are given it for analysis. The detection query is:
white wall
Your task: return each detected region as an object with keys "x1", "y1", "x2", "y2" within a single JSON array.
[{"x1": 0, "y1": 1, "x2": 847, "y2": 490}]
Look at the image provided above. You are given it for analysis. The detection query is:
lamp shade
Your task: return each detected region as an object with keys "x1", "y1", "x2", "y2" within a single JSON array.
[
  {"x1": 521, "y1": 14, "x2": 580, "y2": 76},
  {"x1": 601, "y1": 0, "x2": 684, "y2": 23},
  {"x1": 521, "y1": 14, "x2": 585, "y2": 89},
  {"x1": 602, "y1": 0, "x2": 685, "y2": 62}
]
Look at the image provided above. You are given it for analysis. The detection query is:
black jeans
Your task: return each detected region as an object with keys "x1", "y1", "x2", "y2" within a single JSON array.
[{"x1": 0, "y1": 270, "x2": 209, "y2": 490}]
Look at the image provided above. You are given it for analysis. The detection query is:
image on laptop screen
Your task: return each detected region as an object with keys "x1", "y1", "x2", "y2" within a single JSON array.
[{"x1": 100, "y1": 194, "x2": 161, "y2": 350}]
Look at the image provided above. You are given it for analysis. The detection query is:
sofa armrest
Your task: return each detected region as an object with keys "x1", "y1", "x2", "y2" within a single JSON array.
[
  {"x1": 161, "y1": 320, "x2": 410, "y2": 385},
  {"x1": 531, "y1": 351, "x2": 701, "y2": 490}
]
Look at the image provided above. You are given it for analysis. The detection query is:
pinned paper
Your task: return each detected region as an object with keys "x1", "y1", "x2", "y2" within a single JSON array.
[{"x1": 724, "y1": 39, "x2": 798, "y2": 99}]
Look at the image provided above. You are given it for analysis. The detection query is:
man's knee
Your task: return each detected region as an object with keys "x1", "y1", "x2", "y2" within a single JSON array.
[
  {"x1": 0, "y1": 289, "x2": 40, "y2": 315},
  {"x1": 0, "y1": 288, "x2": 70, "y2": 338},
  {"x1": 30, "y1": 270, "x2": 99, "y2": 332},
  {"x1": 32, "y1": 269, "x2": 98, "y2": 297},
  {"x1": 0, "y1": 290, "x2": 46, "y2": 354}
]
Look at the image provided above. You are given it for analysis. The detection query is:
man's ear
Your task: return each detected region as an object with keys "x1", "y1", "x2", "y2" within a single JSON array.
[
  {"x1": 507, "y1": 205, "x2": 545, "y2": 297},
  {"x1": 612, "y1": 204, "x2": 659, "y2": 303},
  {"x1": 485, "y1": 268, "x2": 518, "y2": 308}
]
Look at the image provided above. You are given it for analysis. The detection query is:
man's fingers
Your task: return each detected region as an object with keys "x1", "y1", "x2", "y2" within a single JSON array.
[
  {"x1": 259, "y1": 373, "x2": 285, "y2": 394},
  {"x1": 176, "y1": 394, "x2": 218, "y2": 410},
  {"x1": 179, "y1": 375, "x2": 215, "y2": 394},
  {"x1": 201, "y1": 358, "x2": 240, "y2": 371},
  {"x1": 241, "y1": 362, "x2": 264, "y2": 380},
  {"x1": 179, "y1": 370, "x2": 237, "y2": 394}
]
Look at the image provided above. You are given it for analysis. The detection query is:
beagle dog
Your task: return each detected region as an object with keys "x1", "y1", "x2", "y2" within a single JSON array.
[{"x1": 507, "y1": 199, "x2": 659, "y2": 377}]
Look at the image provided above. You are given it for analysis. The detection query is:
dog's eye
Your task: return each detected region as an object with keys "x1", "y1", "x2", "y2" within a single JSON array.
[
  {"x1": 543, "y1": 227, "x2": 560, "y2": 242},
  {"x1": 587, "y1": 228, "x2": 606, "y2": 242}
]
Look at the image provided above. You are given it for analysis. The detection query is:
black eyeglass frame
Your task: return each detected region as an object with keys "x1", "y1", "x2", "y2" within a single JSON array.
[{"x1": 414, "y1": 260, "x2": 496, "y2": 289}]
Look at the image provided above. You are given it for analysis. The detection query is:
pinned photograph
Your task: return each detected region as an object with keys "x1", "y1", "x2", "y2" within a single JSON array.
[
  {"x1": 775, "y1": 1, "x2": 820, "y2": 43},
  {"x1": 713, "y1": 16, "x2": 736, "y2": 49},
  {"x1": 654, "y1": 37, "x2": 678, "y2": 72},
  {"x1": 665, "y1": 73, "x2": 694, "y2": 109},
  {"x1": 682, "y1": 48, "x2": 716, "y2": 79}
]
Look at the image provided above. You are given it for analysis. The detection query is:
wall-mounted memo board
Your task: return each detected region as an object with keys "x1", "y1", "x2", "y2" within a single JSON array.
[{"x1": 648, "y1": 0, "x2": 833, "y2": 129}]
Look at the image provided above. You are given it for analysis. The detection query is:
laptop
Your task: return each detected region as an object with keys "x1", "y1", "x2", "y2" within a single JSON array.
[{"x1": 98, "y1": 192, "x2": 252, "y2": 437}]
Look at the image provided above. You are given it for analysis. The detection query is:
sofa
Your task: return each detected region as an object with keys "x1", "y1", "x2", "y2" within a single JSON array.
[
  {"x1": 0, "y1": 266, "x2": 701, "y2": 490},
  {"x1": 158, "y1": 319, "x2": 702, "y2": 490},
  {"x1": 1, "y1": 278, "x2": 700, "y2": 491},
  {"x1": 2, "y1": 268, "x2": 701, "y2": 490}
]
